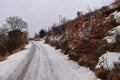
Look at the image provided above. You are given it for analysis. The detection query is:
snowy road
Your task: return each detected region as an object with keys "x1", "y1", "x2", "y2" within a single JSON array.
[
  {"x1": 23, "y1": 41, "x2": 81, "y2": 80},
  {"x1": 0, "y1": 41, "x2": 99, "y2": 80},
  {"x1": 20, "y1": 41, "x2": 99, "y2": 80}
]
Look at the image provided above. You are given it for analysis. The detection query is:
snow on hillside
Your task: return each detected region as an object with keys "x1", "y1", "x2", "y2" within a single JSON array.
[
  {"x1": 113, "y1": 11, "x2": 120, "y2": 23},
  {"x1": 105, "y1": 11, "x2": 120, "y2": 43},
  {"x1": 0, "y1": 43, "x2": 32, "y2": 80},
  {"x1": 104, "y1": 25, "x2": 120, "y2": 43},
  {"x1": 96, "y1": 51, "x2": 120, "y2": 70}
]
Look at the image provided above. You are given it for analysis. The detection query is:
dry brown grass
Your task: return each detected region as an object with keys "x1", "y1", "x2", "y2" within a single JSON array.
[
  {"x1": 0, "y1": 44, "x2": 27, "y2": 61},
  {"x1": 95, "y1": 63, "x2": 120, "y2": 80},
  {"x1": 78, "y1": 54, "x2": 98, "y2": 70},
  {"x1": 0, "y1": 52, "x2": 9, "y2": 61},
  {"x1": 12, "y1": 44, "x2": 26, "y2": 54},
  {"x1": 95, "y1": 67, "x2": 110, "y2": 80}
]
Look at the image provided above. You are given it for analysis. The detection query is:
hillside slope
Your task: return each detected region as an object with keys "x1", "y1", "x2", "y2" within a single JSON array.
[{"x1": 40, "y1": 0, "x2": 120, "y2": 80}]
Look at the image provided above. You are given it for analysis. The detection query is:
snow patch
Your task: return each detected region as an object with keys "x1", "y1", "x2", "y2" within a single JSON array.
[
  {"x1": 113, "y1": 11, "x2": 120, "y2": 23},
  {"x1": 104, "y1": 25, "x2": 120, "y2": 43},
  {"x1": 96, "y1": 51, "x2": 120, "y2": 70}
]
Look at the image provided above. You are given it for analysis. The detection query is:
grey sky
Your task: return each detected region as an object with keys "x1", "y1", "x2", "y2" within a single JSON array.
[{"x1": 0, "y1": 0, "x2": 114, "y2": 37}]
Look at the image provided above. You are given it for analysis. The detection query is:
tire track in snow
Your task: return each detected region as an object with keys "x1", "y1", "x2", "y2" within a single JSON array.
[
  {"x1": 19, "y1": 41, "x2": 99, "y2": 80},
  {"x1": 16, "y1": 43, "x2": 36, "y2": 80},
  {"x1": 23, "y1": 41, "x2": 81, "y2": 80}
]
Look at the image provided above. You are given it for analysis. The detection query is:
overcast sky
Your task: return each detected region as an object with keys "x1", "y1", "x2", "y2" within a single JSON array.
[{"x1": 0, "y1": 0, "x2": 115, "y2": 37}]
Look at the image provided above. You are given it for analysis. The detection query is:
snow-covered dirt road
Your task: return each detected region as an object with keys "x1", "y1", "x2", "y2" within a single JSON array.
[
  {"x1": 0, "y1": 41, "x2": 100, "y2": 80},
  {"x1": 22, "y1": 41, "x2": 99, "y2": 80}
]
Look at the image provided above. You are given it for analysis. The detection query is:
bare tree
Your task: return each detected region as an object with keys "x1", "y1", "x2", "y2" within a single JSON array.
[{"x1": 6, "y1": 16, "x2": 28, "y2": 32}]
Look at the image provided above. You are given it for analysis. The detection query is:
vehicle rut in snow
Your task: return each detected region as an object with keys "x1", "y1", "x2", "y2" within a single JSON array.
[{"x1": 22, "y1": 41, "x2": 82, "y2": 80}]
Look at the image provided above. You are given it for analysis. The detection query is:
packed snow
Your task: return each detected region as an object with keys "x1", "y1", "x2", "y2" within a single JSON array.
[
  {"x1": 96, "y1": 51, "x2": 120, "y2": 70},
  {"x1": 0, "y1": 43, "x2": 33, "y2": 80},
  {"x1": 55, "y1": 48, "x2": 100, "y2": 80},
  {"x1": 0, "y1": 41, "x2": 101, "y2": 80},
  {"x1": 23, "y1": 41, "x2": 100, "y2": 80}
]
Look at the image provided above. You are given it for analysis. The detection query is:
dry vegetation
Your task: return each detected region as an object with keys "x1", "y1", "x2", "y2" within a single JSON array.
[
  {"x1": 95, "y1": 63, "x2": 120, "y2": 80},
  {"x1": 0, "y1": 16, "x2": 28, "y2": 61},
  {"x1": 37, "y1": 0, "x2": 120, "y2": 80}
]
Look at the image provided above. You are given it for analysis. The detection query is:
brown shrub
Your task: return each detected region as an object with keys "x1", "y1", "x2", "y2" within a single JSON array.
[
  {"x1": 95, "y1": 67, "x2": 110, "y2": 80},
  {"x1": 0, "y1": 30, "x2": 28, "y2": 60},
  {"x1": 44, "y1": 1, "x2": 120, "y2": 80},
  {"x1": 95, "y1": 63, "x2": 120, "y2": 80},
  {"x1": 78, "y1": 54, "x2": 98, "y2": 70}
]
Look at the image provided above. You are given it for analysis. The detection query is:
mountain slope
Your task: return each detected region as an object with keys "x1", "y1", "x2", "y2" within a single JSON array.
[{"x1": 42, "y1": 0, "x2": 120, "y2": 80}]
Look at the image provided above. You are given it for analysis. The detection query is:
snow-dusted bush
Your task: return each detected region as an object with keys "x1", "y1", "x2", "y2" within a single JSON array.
[
  {"x1": 113, "y1": 11, "x2": 120, "y2": 23},
  {"x1": 104, "y1": 25, "x2": 120, "y2": 43},
  {"x1": 0, "y1": 16, "x2": 28, "y2": 59},
  {"x1": 96, "y1": 51, "x2": 120, "y2": 70}
]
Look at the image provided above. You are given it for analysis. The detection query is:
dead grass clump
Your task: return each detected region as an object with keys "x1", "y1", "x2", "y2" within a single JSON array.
[
  {"x1": 78, "y1": 54, "x2": 98, "y2": 70},
  {"x1": 95, "y1": 67, "x2": 110, "y2": 80},
  {"x1": 109, "y1": 63, "x2": 120, "y2": 80},
  {"x1": 95, "y1": 63, "x2": 120, "y2": 80},
  {"x1": 0, "y1": 44, "x2": 27, "y2": 61},
  {"x1": 0, "y1": 52, "x2": 9, "y2": 61},
  {"x1": 12, "y1": 44, "x2": 26, "y2": 54}
]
